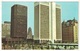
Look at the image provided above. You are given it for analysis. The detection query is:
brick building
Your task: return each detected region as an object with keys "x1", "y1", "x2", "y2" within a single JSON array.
[{"x1": 62, "y1": 18, "x2": 78, "y2": 43}]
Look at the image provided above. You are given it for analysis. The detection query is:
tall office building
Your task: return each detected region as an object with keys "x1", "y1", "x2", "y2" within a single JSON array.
[
  {"x1": 62, "y1": 18, "x2": 78, "y2": 43},
  {"x1": 34, "y1": 2, "x2": 62, "y2": 43},
  {"x1": 56, "y1": 4, "x2": 62, "y2": 42},
  {"x1": 11, "y1": 4, "x2": 27, "y2": 39}
]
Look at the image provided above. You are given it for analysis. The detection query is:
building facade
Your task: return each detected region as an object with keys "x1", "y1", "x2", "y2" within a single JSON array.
[
  {"x1": 34, "y1": 2, "x2": 62, "y2": 43},
  {"x1": 2, "y1": 21, "x2": 11, "y2": 38},
  {"x1": 56, "y1": 4, "x2": 62, "y2": 42},
  {"x1": 62, "y1": 18, "x2": 78, "y2": 43},
  {"x1": 11, "y1": 4, "x2": 27, "y2": 39}
]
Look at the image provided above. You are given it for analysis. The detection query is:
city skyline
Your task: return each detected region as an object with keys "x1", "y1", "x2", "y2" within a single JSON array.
[
  {"x1": 2, "y1": 2, "x2": 78, "y2": 50},
  {"x1": 2, "y1": 2, "x2": 78, "y2": 35}
]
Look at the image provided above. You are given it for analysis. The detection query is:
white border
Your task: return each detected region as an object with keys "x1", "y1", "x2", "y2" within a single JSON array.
[
  {"x1": 78, "y1": 0, "x2": 80, "y2": 50},
  {"x1": 0, "y1": 0, "x2": 2, "y2": 50},
  {"x1": 2, "y1": 0, "x2": 79, "y2": 2}
]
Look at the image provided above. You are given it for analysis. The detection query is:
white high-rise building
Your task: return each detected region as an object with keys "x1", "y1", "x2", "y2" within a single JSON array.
[{"x1": 34, "y1": 2, "x2": 62, "y2": 43}]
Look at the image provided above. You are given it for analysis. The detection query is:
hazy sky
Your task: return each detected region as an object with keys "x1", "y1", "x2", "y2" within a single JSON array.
[{"x1": 2, "y1": 2, "x2": 78, "y2": 35}]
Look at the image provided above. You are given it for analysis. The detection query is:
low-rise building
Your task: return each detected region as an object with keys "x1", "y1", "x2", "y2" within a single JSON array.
[{"x1": 2, "y1": 21, "x2": 11, "y2": 38}]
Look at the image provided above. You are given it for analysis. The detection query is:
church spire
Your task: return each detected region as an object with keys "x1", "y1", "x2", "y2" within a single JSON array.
[{"x1": 73, "y1": 17, "x2": 75, "y2": 22}]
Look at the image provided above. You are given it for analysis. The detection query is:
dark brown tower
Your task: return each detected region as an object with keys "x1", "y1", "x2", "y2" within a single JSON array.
[{"x1": 11, "y1": 4, "x2": 27, "y2": 39}]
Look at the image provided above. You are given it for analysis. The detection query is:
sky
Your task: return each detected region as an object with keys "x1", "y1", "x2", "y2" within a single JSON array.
[
  {"x1": 2, "y1": 2, "x2": 78, "y2": 35},
  {"x1": 56, "y1": 2, "x2": 78, "y2": 22}
]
